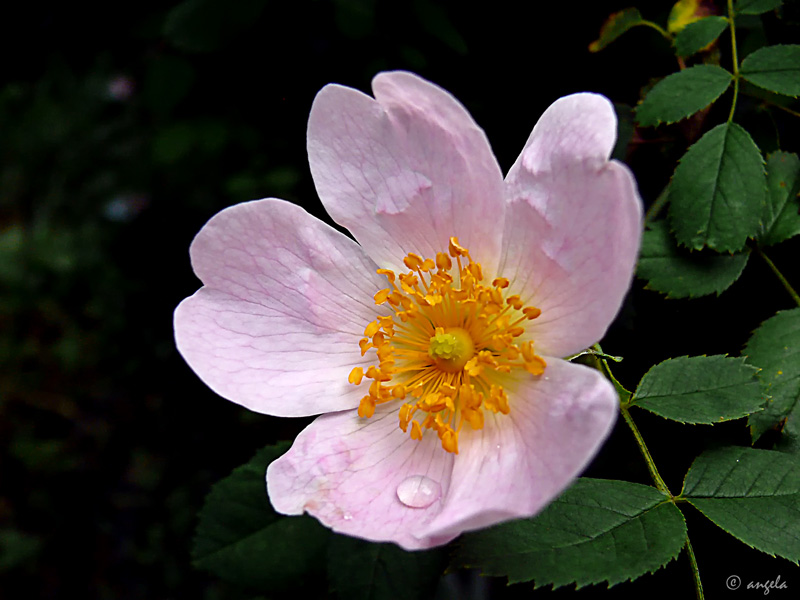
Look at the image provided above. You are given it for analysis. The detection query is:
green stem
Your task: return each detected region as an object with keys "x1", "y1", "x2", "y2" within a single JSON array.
[
  {"x1": 685, "y1": 535, "x2": 705, "y2": 600},
  {"x1": 639, "y1": 20, "x2": 672, "y2": 42},
  {"x1": 592, "y1": 346, "x2": 670, "y2": 495},
  {"x1": 620, "y1": 406, "x2": 672, "y2": 496},
  {"x1": 727, "y1": 1, "x2": 740, "y2": 123},
  {"x1": 755, "y1": 245, "x2": 800, "y2": 307},
  {"x1": 644, "y1": 184, "x2": 671, "y2": 225}
]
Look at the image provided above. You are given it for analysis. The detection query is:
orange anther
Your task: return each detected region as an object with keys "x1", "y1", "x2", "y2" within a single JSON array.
[
  {"x1": 348, "y1": 367, "x2": 364, "y2": 385},
  {"x1": 374, "y1": 289, "x2": 391, "y2": 305},
  {"x1": 468, "y1": 262, "x2": 483, "y2": 281},
  {"x1": 523, "y1": 306, "x2": 542, "y2": 319},
  {"x1": 492, "y1": 277, "x2": 510, "y2": 288},
  {"x1": 403, "y1": 253, "x2": 423, "y2": 270},
  {"x1": 463, "y1": 408, "x2": 484, "y2": 430},
  {"x1": 358, "y1": 396, "x2": 376, "y2": 418},
  {"x1": 521, "y1": 341, "x2": 536, "y2": 362},
  {"x1": 376, "y1": 268, "x2": 396, "y2": 283},
  {"x1": 448, "y1": 236, "x2": 468, "y2": 257},
  {"x1": 525, "y1": 356, "x2": 547, "y2": 376},
  {"x1": 441, "y1": 428, "x2": 459, "y2": 454}
]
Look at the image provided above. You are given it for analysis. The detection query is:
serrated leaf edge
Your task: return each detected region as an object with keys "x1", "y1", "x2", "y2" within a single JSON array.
[
  {"x1": 669, "y1": 122, "x2": 767, "y2": 252},
  {"x1": 635, "y1": 66, "x2": 733, "y2": 127},
  {"x1": 740, "y1": 45, "x2": 800, "y2": 98},
  {"x1": 686, "y1": 499, "x2": 800, "y2": 564},
  {"x1": 637, "y1": 223, "x2": 751, "y2": 299},
  {"x1": 630, "y1": 355, "x2": 764, "y2": 424},
  {"x1": 457, "y1": 497, "x2": 686, "y2": 590},
  {"x1": 673, "y1": 16, "x2": 729, "y2": 58}
]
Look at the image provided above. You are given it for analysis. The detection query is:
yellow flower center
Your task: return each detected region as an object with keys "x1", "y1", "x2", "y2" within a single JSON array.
[
  {"x1": 349, "y1": 236, "x2": 547, "y2": 454},
  {"x1": 428, "y1": 328, "x2": 474, "y2": 372}
]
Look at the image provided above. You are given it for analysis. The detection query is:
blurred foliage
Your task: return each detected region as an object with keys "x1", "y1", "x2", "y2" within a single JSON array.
[{"x1": 1, "y1": 0, "x2": 799, "y2": 598}]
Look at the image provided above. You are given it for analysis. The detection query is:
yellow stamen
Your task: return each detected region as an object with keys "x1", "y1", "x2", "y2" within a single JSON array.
[
  {"x1": 348, "y1": 367, "x2": 364, "y2": 385},
  {"x1": 358, "y1": 396, "x2": 375, "y2": 418},
  {"x1": 348, "y1": 240, "x2": 547, "y2": 454}
]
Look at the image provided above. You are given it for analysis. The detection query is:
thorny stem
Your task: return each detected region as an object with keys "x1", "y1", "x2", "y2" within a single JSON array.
[
  {"x1": 727, "y1": 1, "x2": 740, "y2": 123},
  {"x1": 685, "y1": 535, "x2": 705, "y2": 600},
  {"x1": 754, "y1": 244, "x2": 800, "y2": 308}
]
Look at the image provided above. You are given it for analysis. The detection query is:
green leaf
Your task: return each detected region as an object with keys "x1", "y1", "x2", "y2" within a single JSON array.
[
  {"x1": 637, "y1": 221, "x2": 750, "y2": 298},
  {"x1": 744, "y1": 309, "x2": 800, "y2": 442},
  {"x1": 741, "y1": 45, "x2": 800, "y2": 97},
  {"x1": 669, "y1": 122, "x2": 766, "y2": 251},
  {"x1": 630, "y1": 355, "x2": 765, "y2": 424},
  {"x1": 453, "y1": 479, "x2": 686, "y2": 589},
  {"x1": 735, "y1": 0, "x2": 783, "y2": 15},
  {"x1": 589, "y1": 9, "x2": 646, "y2": 52},
  {"x1": 635, "y1": 65, "x2": 732, "y2": 127},
  {"x1": 193, "y1": 443, "x2": 331, "y2": 591},
  {"x1": 674, "y1": 16, "x2": 729, "y2": 57},
  {"x1": 327, "y1": 535, "x2": 447, "y2": 600},
  {"x1": 668, "y1": 0, "x2": 705, "y2": 34},
  {"x1": 683, "y1": 446, "x2": 800, "y2": 562},
  {"x1": 759, "y1": 152, "x2": 800, "y2": 246}
]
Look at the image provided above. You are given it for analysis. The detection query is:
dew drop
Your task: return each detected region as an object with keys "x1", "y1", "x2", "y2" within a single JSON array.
[
  {"x1": 396, "y1": 475, "x2": 441, "y2": 509},
  {"x1": 343, "y1": 512, "x2": 353, "y2": 521}
]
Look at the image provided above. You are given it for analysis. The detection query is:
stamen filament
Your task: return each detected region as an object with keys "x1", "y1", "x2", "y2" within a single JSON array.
[{"x1": 350, "y1": 237, "x2": 546, "y2": 454}]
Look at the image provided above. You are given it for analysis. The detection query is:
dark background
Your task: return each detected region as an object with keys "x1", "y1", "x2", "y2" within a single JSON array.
[{"x1": 2, "y1": 0, "x2": 799, "y2": 598}]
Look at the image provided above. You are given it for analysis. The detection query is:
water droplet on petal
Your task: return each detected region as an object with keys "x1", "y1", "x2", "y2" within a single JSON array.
[
  {"x1": 396, "y1": 475, "x2": 441, "y2": 508},
  {"x1": 343, "y1": 512, "x2": 353, "y2": 521}
]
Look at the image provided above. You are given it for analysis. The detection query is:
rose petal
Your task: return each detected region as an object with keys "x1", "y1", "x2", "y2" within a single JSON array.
[
  {"x1": 174, "y1": 199, "x2": 387, "y2": 416},
  {"x1": 267, "y1": 405, "x2": 457, "y2": 550},
  {"x1": 507, "y1": 93, "x2": 619, "y2": 177},
  {"x1": 267, "y1": 360, "x2": 616, "y2": 549},
  {"x1": 307, "y1": 71, "x2": 505, "y2": 272},
  {"x1": 499, "y1": 94, "x2": 642, "y2": 357},
  {"x1": 421, "y1": 358, "x2": 618, "y2": 540}
]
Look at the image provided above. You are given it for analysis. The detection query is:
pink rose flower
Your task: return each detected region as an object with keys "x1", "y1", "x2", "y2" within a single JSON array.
[{"x1": 175, "y1": 71, "x2": 642, "y2": 550}]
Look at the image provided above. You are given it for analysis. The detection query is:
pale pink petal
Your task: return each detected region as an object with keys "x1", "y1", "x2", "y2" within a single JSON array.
[
  {"x1": 174, "y1": 199, "x2": 387, "y2": 417},
  {"x1": 507, "y1": 93, "x2": 619, "y2": 178},
  {"x1": 422, "y1": 358, "x2": 618, "y2": 540},
  {"x1": 267, "y1": 360, "x2": 616, "y2": 548},
  {"x1": 499, "y1": 94, "x2": 642, "y2": 357},
  {"x1": 307, "y1": 71, "x2": 505, "y2": 272},
  {"x1": 267, "y1": 405, "x2": 457, "y2": 550}
]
